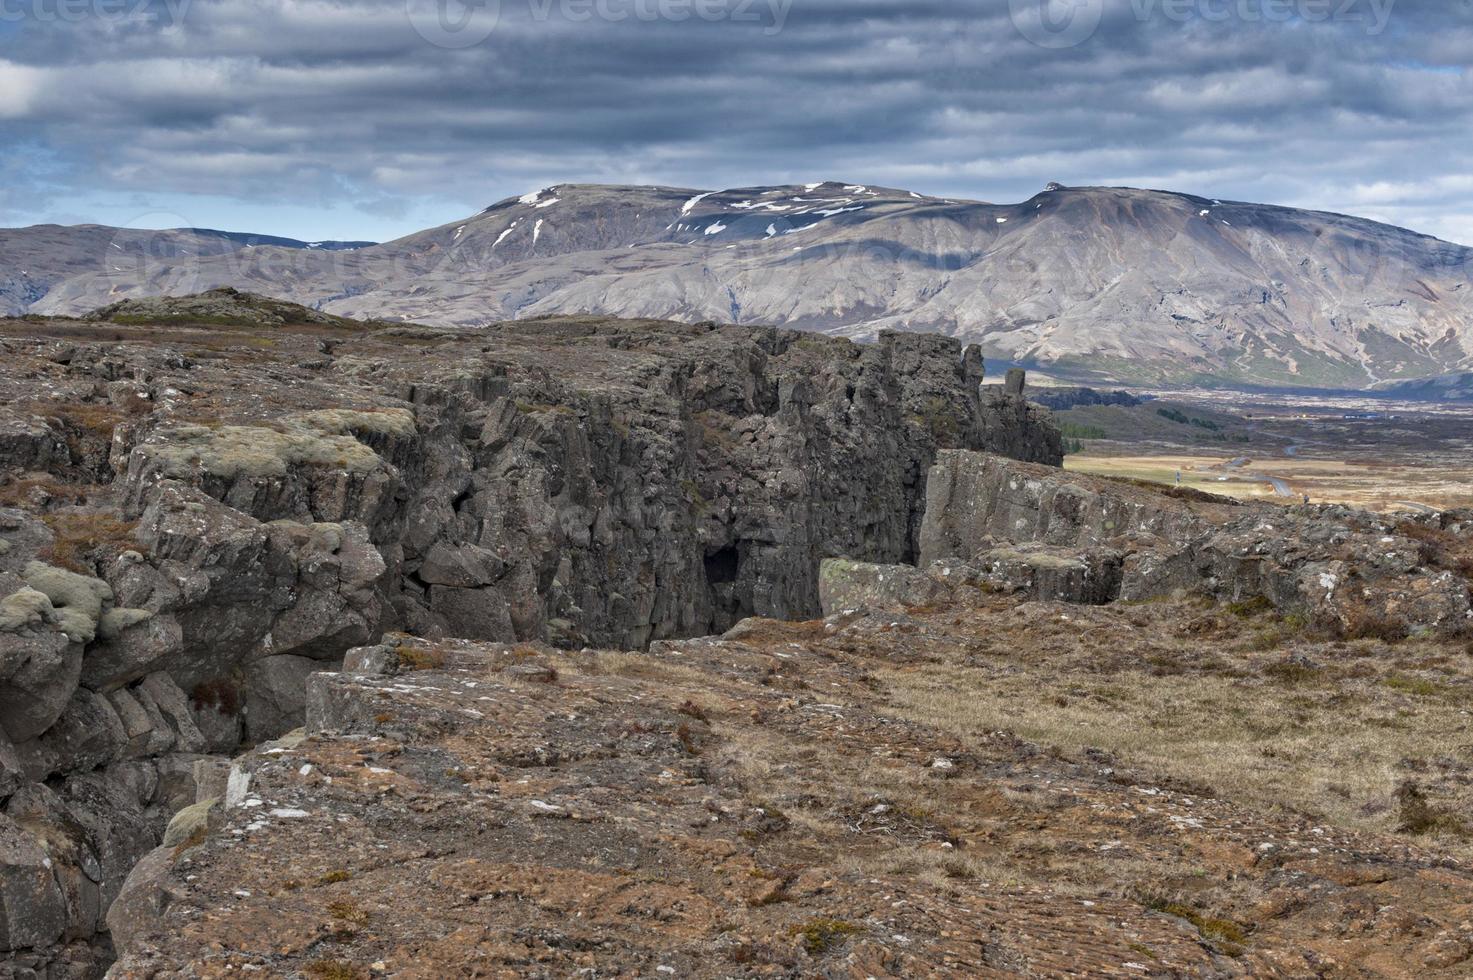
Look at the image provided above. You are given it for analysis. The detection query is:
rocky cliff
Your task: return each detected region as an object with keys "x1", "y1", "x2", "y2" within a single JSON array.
[
  {"x1": 913, "y1": 451, "x2": 1473, "y2": 638},
  {"x1": 0, "y1": 307, "x2": 1060, "y2": 973}
]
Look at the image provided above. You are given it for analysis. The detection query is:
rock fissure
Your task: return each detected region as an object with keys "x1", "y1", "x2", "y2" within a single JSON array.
[{"x1": 0, "y1": 313, "x2": 1059, "y2": 973}]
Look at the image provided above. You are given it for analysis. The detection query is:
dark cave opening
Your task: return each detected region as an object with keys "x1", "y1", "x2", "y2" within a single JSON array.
[{"x1": 703, "y1": 545, "x2": 741, "y2": 585}]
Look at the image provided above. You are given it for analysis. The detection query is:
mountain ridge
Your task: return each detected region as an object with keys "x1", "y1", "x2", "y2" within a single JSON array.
[{"x1": 7, "y1": 181, "x2": 1473, "y2": 391}]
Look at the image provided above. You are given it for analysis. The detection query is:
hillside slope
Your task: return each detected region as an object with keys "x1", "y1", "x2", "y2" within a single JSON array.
[
  {"x1": 13, "y1": 183, "x2": 1473, "y2": 389},
  {"x1": 0, "y1": 224, "x2": 372, "y2": 317}
]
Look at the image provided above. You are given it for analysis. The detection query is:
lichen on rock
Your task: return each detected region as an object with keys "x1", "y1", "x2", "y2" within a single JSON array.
[
  {"x1": 21, "y1": 561, "x2": 111, "y2": 644},
  {"x1": 0, "y1": 587, "x2": 53, "y2": 633},
  {"x1": 131, "y1": 417, "x2": 392, "y2": 481}
]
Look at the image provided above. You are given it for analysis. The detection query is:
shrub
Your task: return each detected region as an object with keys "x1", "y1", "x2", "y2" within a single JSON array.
[
  {"x1": 1262, "y1": 659, "x2": 1319, "y2": 685},
  {"x1": 40, "y1": 512, "x2": 138, "y2": 573},
  {"x1": 1395, "y1": 781, "x2": 1471, "y2": 837},
  {"x1": 910, "y1": 396, "x2": 963, "y2": 444},
  {"x1": 1384, "y1": 674, "x2": 1443, "y2": 697},
  {"x1": 1337, "y1": 607, "x2": 1408, "y2": 643},
  {"x1": 677, "y1": 700, "x2": 709, "y2": 721},
  {"x1": 675, "y1": 721, "x2": 700, "y2": 756},
  {"x1": 1226, "y1": 595, "x2": 1273, "y2": 618},
  {"x1": 326, "y1": 899, "x2": 368, "y2": 924},
  {"x1": 191, "y1": 678, "x2": 243, "y2": 715},
  {"x1": 1141, "y1": 896, "x2": 1248, "y2": 955},
  {"x1": 396, "y1": 646, "x2": 446, "y2": 671},
  {"x1": 790, "y1": 918, "x2": 862, "y2": 955}
]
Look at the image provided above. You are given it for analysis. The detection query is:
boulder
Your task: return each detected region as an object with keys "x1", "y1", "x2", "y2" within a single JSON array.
[
  {"x1": 257, "y1": 521, "x2": 385, "y2": 661},
  {"x1": 0, "y1": 731, "x2": 21, "y2": 801},
  {"x1": 191, "y1": 757, "x2": 232, "y2": 804},
  {"x1": 243, "y1": 655, "x2": 324, "y2": 742},
  {"x1": 965, "y1": 545, "x2": 1124, "y2": 605},
  {"x1": 19, "y1": 562, "x2": 112, "y2": 645},
  {"x1": 341, "y1": 643, "x2": 397, "y2": 676},
  {"x1": 920, "y1": 451, "x2": 1205, "y2": 564},
  {"x1": 818, "y1": 558, "x2": 948, "y2": 616},
  {"x1": 0, "y1": 813, "x2": 67, "y2": 952},
  {"x1": 429, "y1": 585, "x2": 516, "y2": 641},
  {"x1": 107, "y1": 687, "x2": 173, "y2": 759},
  {"x1": 921, "y1": 451, "x2": 1473, "y2": 635},
  {"x1": 80, "y1": 612, "x2": 183, "y2": 692},
  {"x1": 152, "y1": 753, "x2": 210, "y2": 816},
  {"x1": 49, "y1": 766, "x2": 160, "y2": 911},
  {"x1": 103, "y1": 844, "x2": 178, "y2": 954},
  {"x1": 417, "y1": 541, "x2": 505, "y2": 587},
  {"x1": 160, "y1": 799, "x2": 217, "y2": 849},
  {"x1": 23, "y1": 688, "x2": 126, "y2": 778},
  {"x1": 137, "y1": 673, "x2": 206, "y2": 754},
  {"x1": 0, "y1": 627, "x2": 81, "y2": 742}
]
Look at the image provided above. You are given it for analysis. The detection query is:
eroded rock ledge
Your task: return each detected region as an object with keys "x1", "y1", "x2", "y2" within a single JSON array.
[{"x1": 904, "y1": 451, "x2": 1473, "y2": 636}]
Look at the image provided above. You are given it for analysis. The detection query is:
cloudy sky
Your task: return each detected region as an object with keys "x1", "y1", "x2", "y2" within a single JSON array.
[{"x1": 1, "y1": 0, "x2": 1471, "y2": 244}]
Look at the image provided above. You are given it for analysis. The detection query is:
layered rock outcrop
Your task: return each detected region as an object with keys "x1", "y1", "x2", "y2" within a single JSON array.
[
  {"x1": 0, "y1": 312, "x2": 1061, "y2": 973},
  {"x1": 915, "y1": 451, "x2": 1473, "y2": 637}
]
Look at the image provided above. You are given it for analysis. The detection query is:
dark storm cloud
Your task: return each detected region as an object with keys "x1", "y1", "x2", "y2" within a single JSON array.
[{"x1": 1, "y1": 0, "x2": 1471, "y2": 242}]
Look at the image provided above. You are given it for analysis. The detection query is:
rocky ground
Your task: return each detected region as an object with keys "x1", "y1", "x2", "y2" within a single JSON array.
[{"x1": 106, "y1": 598, "x2": 1473, "y2": 978}]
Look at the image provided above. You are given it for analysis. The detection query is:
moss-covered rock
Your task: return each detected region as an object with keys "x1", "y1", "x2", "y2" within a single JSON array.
[
  {"x1": 161, "y1": 798, "x2": 219, "y2": 849},
  {"x1": 22, "y1": 561, "x2": 112, "y2": 644},
  {"x1": 817, "y1": 557, "x2": 948, "y2": 616},
  {"x1": 0, "y1": 586, "x2": 54, "y2": 633},
  {"x1": 135, "y1": 422, "x2": 376, "y2": 480}
]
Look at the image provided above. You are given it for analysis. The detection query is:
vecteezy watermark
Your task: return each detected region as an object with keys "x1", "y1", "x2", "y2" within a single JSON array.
[
  {"x1": 1009, "y1": 0, "x2": 1105, "y2": 49},
  {"x1": 406, "y1": 0, "x2": 792, "y2": 47},
  {"x1": 405, "y1": 0, "x2": 501, "y2": 48},
  {"x1": 1009, "y1": 0, "x2": 1397, "y2": 49},
  {"x1": 0, "y1": 0, "x2": 192, "y2": 25}
]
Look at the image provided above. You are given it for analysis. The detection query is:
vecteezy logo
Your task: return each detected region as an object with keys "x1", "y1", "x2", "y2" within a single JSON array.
[
  {"x1": 1008, "y1": 0, "x2": 1104, "y2": 49},
  {"x1": 406, "y1": 0, "x2": 501, "y2": 49}
]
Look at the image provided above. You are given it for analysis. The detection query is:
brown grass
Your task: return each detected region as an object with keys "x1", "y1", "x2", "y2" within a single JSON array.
[
  {"x1": 39, "y1": 511, "x2": 138, "y2": 573},
  {"x1": 875, "y1": 608, "x2": 1473, "y2": 855},
  {"x1": 0, "y1": 475, "x2": 85, "y2": 509},
  {"x1": 304, "y1": 961, "x2": 366, "y2": 980},
  {"x1": 396, "y1": 645, "x2": 447, "y2": 671}
]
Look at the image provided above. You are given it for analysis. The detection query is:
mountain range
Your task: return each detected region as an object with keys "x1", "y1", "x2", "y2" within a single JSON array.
[{"x1": 6, "y1": 182, "x2": 1472, "y2": 390}]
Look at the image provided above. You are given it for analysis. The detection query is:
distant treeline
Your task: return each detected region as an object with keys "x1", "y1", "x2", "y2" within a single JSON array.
[
  {"x1": 1060, "y1": 422, "x2": 1108, "y2": 440},
  {"x1": 1031, "y1": 387, "x2": 1144, "y2": 411},
  {"x1": 1156, "y1": 407, "x2": 1221, "y2": 430}
]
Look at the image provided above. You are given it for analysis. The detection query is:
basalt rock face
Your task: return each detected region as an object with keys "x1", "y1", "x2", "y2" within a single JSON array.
[
  {"x1": 391, "y1": 324, "x2": 1058, "y2": 647},
  {"x1": 919, "y1": 451, "x2": 1473, "y2": 637},
  {"x1": 0, "y1": 500, "x2": 384, "y2": 975},
  {"x1": 0, "y1": 312, "x2": 1060, "y2": 973}
]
